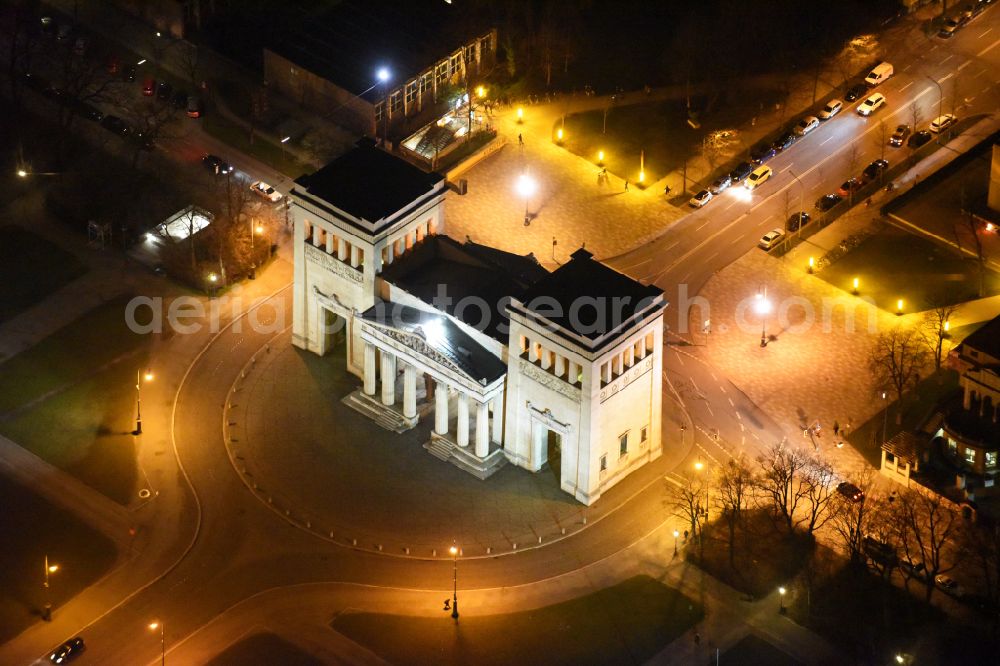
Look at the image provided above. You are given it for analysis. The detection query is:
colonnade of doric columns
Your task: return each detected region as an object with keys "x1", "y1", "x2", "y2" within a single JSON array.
[
  {"x1": 304, "y1": 220, "x2": 363, "y2": 268},
  {"x1": 521, "y1": 335, "x2": 581, "y2": 386},
  {"x1": 363, "y1": 342, "x2": 501, "y2": 458}
]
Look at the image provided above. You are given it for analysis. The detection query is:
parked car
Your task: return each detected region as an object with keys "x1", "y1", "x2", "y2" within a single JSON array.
[
  {"x1": 730, "y1": 161, "x2": 754, "y2": 184},
  {"x1": 862, "y1": 159, "x2": 890, "y2": 182},
  {"x1": 203, "y1": 155, "x2": 234, "y2": 175},
  {"x1": 758, "y1": 228, "x2": 785, "y2": 251},
  {"x1": 837, "y1": 177, "x2": 863, "y2": 197},
  {"x1": 836, "y1": 481, "x2": 865, "y2": 502},
  {"x1": 186, "y1": 95, "x2": 202, "y2": 118},
  {"x1": 816, "y1": 193, "x2": 843, "y2": 211},
  {"x1": 689, "y1": 189, "x2": 713, "y2": 208},
  {"x1": 123, "y1": 66, "x2": 136, "y2": 82},
  {"x1": 935, "y1": 574, "x2": 959, "y2": 592},
  {"x1": 864, "y1": 62, "x2": 894, "y2": 87},
  {"x1": 156, "y1": 81, "x2": 172, "y2": 101},
  {"x1": 857, "y1": 92, "x2": 886, "y2": 116},
  {"x1": 786, "y1": 211, "x2": 811, "y2": 232},
  {"x1": 938, "y1": 15, "x2": 961, "y2": 38},
  {"x1": 900, "y1": 559, "x2": 927, "y2": 579},
  {"x1": 845, "y1": 84, "x2": 868, "y2": 102},
  {"x1": 772, "y1": 132, "x2": 796, "y2": 152},
  {"x1": 142, "y1": 78, "x2": 155, "y2": 96},
  {"x1": 889, "y1": 123, "x2": 911, "y2": 146},
  {"x1": 709, "y1": 174, "x2": 732, "y2": 194},
  {"x1": 101, "y1": 114, "x2": 129, "y2": 136},
  {"x1": 745, "y1": 165, "x2": 773, "y2": 190},
  {"x1": 49, "y1": 636, "x2": 85, "y2": 664},
  {"x1": 818, "y1": 99, "x2": 843, "y2": 120},
  {"x1": 749, "y1": 144, "x2": 776, "y2": 165},
  {"x1": 251, "y1": 181, "x2": 283, "y2": 203},
  {"x1": 794, "y1": 116, "x2": 820, "y2": 136},
  {"x1": 863, "y1": 536, "x2": 897, "y2": 566},
  {"x1": 907, "y1": 130, "x2": 933, "y2": 148},
  {"x1": 930, "y1": 113, "x2": 957, "y2": 133},
  {"x1": 171, "y1": 90, "x2": 189, "y2": 110}
]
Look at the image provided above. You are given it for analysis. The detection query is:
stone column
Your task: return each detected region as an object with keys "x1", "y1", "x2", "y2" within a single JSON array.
[
  {"x1": 384, "y1": 243, "x2": 394, "y2": 265},
  {"x1": 395, "y1": 237, "x2": 405, "y2": 256},
  {"x1": 363, "y1": 343, "x2": 376, "y2": 396},
  {"x1": 475, "y1": 401, "x2": 489, "y2": 457},
  {"x1": 532, "y1": 420, "x2": 547, "y2": 468},
  {"x1": 338, "y1": 237, "x2": 347, "y2": 260},
  {"x1": 435, "y1": 382, "x2": 449, "y2": 435},
  {"x1": 326, "y1": 231, "x2": 335, "y2": 254},
  {"x1": 491, "y1": 395, "x2": 503, "y2": 443},
  {"x1": 553, "y1": 354, "x2": 565, "y2": 378},
  {"x1": 638, "y1": 335, "x2": 647, "y2": 359},
  {"x1": 541, "y1": 349, "x2": 551, "y2": 370},
  {"x1": 350, "y1": 245, "x2": 361, "y2": 268},
  {"x1": 528, "y1": 341, "x2": 538, "y2": 363},
  {"x1": 403, "y1": 363, "x2": 417, "y2": 419},
  {"x1": 380, "y1": 353, "x2": 396, "y2": 406},
  {"x1": 312, "y1": 225, "x2": 323, "y2": 246},
  {"x1": 568, "y1": 360, "x2": 578, "y2": 385},
  {"x1": 457, "y1": 392, "x2": 469, "y2": 447}
]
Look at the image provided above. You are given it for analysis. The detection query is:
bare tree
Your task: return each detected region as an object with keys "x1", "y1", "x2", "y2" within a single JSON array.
[
  {"x1": 121, "y1": 99, "x2": 180, "y2": 169},
  {"x1": 920, "y1": 298, "x2": 959, "y2": 371},
  {"x1": 666, "y1": 473, "x2": 707, "y2": 556},
  {"x1": 800, "y1": 455, "x2": 839, "y2": 535},
  {"x1": 868, "y1": 325, "x2": 931, "y2": 403},
  {"x1": 952, "y1": 192, "x2": 988, "y2": 298},
  {"x1": 714, "y1": 455, "x2": 755, "y2": 566},
  {"x1": 755, "y1": 441, "x2": 811, "y2": 533},
  {"x1": 891, "y1": 488, "x2": 963, "y2": 603},
  {"x1": 964, "y1": 523, "x2": 1000, "y2": 630},
  {"x1": 829, "y1": 469, "x2": 882, "y2": 564},
  {"x1": 910, "y1": 102, "x2": 920, "y2": 136}
]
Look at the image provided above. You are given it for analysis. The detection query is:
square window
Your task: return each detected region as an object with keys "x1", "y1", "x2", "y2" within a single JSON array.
[
  {"x1": 405, "y1": 82, "x2": 417, "y2": 104},
  {"x1": 641, "y1": 426, "x2": 648, "y2": 443},
  {"x1": 600, "y1": 455, "x2": 607, "y2": 472},
  {"x1": 948, "y1": 438, "x2": 957, "y2": 452},
  {"x1": 987, "y1": 451, "x2": 998, "y2": 468},
  {"x1": 374, "y1": 102, "x2": 384, "y2": 122},
  {"x1": 619, "y1": 433, "x2": 628, "y2": 457},
  {"x1": 390, "y1": 91, "x2": 402, "y2": 112},
  {"x1": 965, "y1": 448, "x2": 976, "y2": 464}
]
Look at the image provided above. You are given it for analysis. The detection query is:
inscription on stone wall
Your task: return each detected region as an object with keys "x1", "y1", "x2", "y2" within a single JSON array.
[
  {"x1": 520, "y1": 360, "x2": 581, "y2": 402},
  {"x1": 305, "y1": 242, "x2": 363, "y2": 284},
  {"x1": 599, "y1": 357, "x2": 653, "y2": 404}
]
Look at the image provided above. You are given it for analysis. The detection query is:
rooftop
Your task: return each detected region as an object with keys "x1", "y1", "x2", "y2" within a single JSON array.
[
  {"x1": 517, "y1": 248, "x2": 665, "y2": 342},
  {"x1": 958, "y1": 314, "x2": 1000, "y2": 364},
  {"x1": 381, "y1": 236, "x2": 548, "y2": 343},
  {"x1": 295, "y1": 139, "x2": 443, "y2": 223},
  {"x1": 360, "y1": 302, "x2": 506, "y2": 386}
]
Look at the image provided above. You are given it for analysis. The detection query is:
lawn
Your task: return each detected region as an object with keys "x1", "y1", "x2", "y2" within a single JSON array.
[
  {"x1": 331, "y1": 575, "x2": 701, "y2": 666},
  {"x1": 722, "y1": 634, "x2": 802, "y2": 666},
  {"x1": 207, "y1": 632, "x2": 321, "y2": 666},
  {"x1": 562, "y1": 89, "x2": 785, "y2": 185},
  {"x1": 0, "y1": 475, "x2": 117, "y2": 644},
  {"x1": 201, "y1": 113, "x2": 311, "y2": 179},
  {"x1": 817, "y1": 226, "x2": 1000, "y2": 311},
  {"x1": 0, "y1": 225, "x2": 87, "y2": 327}
]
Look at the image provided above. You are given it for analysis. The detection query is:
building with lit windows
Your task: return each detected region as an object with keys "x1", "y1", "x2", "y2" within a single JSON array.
[
  {"x1": 264, "y1": 0, "x2": 496, "y2": 139},
  {"x1": 290, "y1": 139, "x2": 666, "y2": 505}
]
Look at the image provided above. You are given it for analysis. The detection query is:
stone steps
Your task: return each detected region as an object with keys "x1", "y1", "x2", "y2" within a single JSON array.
[
  {"x1": 424, "y1": 433, "x2": 508, "y2": 480},
  {"x1": 342, "y1": 390, "x2": 414, "y2": 433}
]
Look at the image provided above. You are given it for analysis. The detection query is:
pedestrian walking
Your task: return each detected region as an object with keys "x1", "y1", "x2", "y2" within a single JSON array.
[
  {"x1": 664, "y1": 185, "x2": 671, "y2": 196},
  {"x1": 518, "y1": 133, "x2": 524, "y2": 146},
  {"x1": 624, "y1": 179, "x2": 629, "y2": 192},
  {"x1": 694, "y1": 633, "x2": 701, "y2": 647},
  {"x1": 833, "y1": 421, "x2": 840, "y2": 436}
]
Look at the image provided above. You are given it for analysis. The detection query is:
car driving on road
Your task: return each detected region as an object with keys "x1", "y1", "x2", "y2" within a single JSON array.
[
  {"x1": 889, "y1": 123, "x2": 911, "y2": 146},
  {"x1": 857, "y1": 92, "x2": 886, "y2": 116},
  {"x1": 251, "y1": 181, "x2": 283, "y2": 203}
]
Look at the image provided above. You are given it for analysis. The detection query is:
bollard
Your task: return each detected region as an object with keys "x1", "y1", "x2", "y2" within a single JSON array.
[
  {"x1": 487, "y1": 547, "x2": 492, "y2": 554},
  {"x1": 352, "y1": 538, "x2": 357, "y2": 546},
  {"x1": 267, "y1": 496, "x2": 273, "y2": 504},
  {"x1": 561, "y1": 527, "x2": 566, "y2": 535},
  {"x1": 405, "y1": 547, "x2": 410, "y2": 555},
  {"x1": 582, "y1": 516, "x2": 587, "y2": 525},
  {"x1": 329, "y1": 531, "x2": 335, "y2": 539},
  {"x1": 513, "y1": 543, "x2": 518, "y2": 550},
  {"x1": 538, "y1": 536, "x2": 542, "y2": 544},
  {"x1": 433, "y1": 548, "x2": 437, "y2": 557},
  {"x1": 306, "y1": 521, "x2": 311, "y2": 529},
  {"x1": 378, "y1": 544, "x2": 383, "y2": 552}
]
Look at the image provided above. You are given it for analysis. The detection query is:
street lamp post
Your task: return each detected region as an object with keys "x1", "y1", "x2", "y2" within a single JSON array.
[
  {"x1": 927, "y1": 75, "x2": 943, "y2": 142},
  {"x1": 134, "y1": 369, "x2": 153, "y2": 435},
  {"x1": 378, "y1": 67, "x2": 391, "y2": 144},
  {"x1": 756, "y1": 287, "x2": 772, "y2": 347},
  {"x1": 881, "y1": 391, "x2": 889, "y2": 445},
  {"x1": 673, "y1": 529, "x2": 680, "y2": 555},
  {"x1": 280, "y1": 136, "x2": 291, "y2": 164},
  {"x1": 42, "y1": 555, "x2": 58, "y2": 621},
  {"x1": 788, "y1": 169, "x2": 805, "y2": 238},
  {"x1": 149, "y1": 620, "x2": 165, "y2": 666},
  {"x1": 449, "y1": 543, "x2": 459, "y2": 620},
  {"x1": 778, "y1": 586, "x2": 787, "y2": 614},
  {"x1": 517, "y1": 172, "x2": 537, "y2": 226}
]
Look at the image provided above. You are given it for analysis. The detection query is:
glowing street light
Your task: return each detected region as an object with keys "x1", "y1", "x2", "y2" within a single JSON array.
[
  {"x1": 42, "y1": 555, "x2": 58, "y2": 621},
  {"x1": 476, "y1": 85, "x2": 486, "y2": 98},
  {"x1": 516, "y1": 107, "x2": 524, "y2": 123},
  {"x1": 208, "y1": 272, "x2": 218, "y2": 283},
  {"x1": 597, "y1": 149, "x2": 605, "y2": 165},
  {"x1": 555, "y1": 127, "x2": 564, "y2": 143},
  {"x1": 778, "y1": 586, "x2": 787, "y2": 614},
  {"x1": 943, "y1": 319, "x2": 950, "y2": 333},
  {"x1": 755, "y1": 287, "x2": 772, "y2": 347},
  {"x1": 377, "y1": 67, "x2": 390, "y2": 83},
  {"x1": 133, "y1": 369, "x2": 153, "y2": 435},
  {"x1": 808, "y1": 257, "x2": 815, "y2": 273},
  {"x1": 852, "y1": 277, "x2": 859, "y2": 295},
  {"x1": 17, "y1": 169, "x2": 27, "y2": 177},
  {"x1": 448, "y1": 543, "x2": 460, "y2": 620},
  {"x1": 149, "y1": 620, "x2": 165, "y2": 665},
  {"x1": 896, "y1": 299, "x2": 904, "y2": 315},
  {"x1": 673, "y1": 529, "x2": 680, "y2": 555},
  {"x1": 517, "y1": 172, "x2": 537, "y2": 226},
  {"x1": 694, "y1": 459, "x2": 704, "y2": 472}
]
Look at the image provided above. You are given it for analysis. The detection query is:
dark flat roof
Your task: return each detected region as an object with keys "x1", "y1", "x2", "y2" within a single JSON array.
[
  {"x1": 270, "y1": 0, "x2": 487, "y2": 99},
  {"x1": 295, "y1": 139, "x2": 443, "y2": 223},
  {"x1": 360, "y1": 302, "x2": 506, "y2": 386},
  {"x1": 381, "y1": 236, "x2": 547, "y2": 343},
  {"x1": 518, "y1": 248, "x2": 664, "y2": 341}
]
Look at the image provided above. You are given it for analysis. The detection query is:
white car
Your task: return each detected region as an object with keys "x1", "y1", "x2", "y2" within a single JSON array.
[
  {"x1": 758, "y1": 228, "x2": 785, "y2": 251},
  {"x1": 818, "y1": 99, "x2": 842, "y2": 120},
  {"x1": 929, "y1": 114, "x2": 957, "y2": 133},
  {"x1": 857, "y1": 93, "x2": 886, "y2": 117},
  {"x1": 689, "y1": 189, "x2": 713, "y2": 208},
  {"x1": 794, "y1": 116, "x2": 819, "y2": 136},
  {"x1": 250, "y1": 181, "x2": 283, "y2": 203}
]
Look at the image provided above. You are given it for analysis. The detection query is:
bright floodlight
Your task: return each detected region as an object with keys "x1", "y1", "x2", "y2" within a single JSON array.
[
  {"x1": 149, "y1": 621, "x2": 159, "y2": 630},
  {"x1": 144, "y1": 370, "x2": 154, "y2": 382},
  {"x1": 731, "y1": 186, "x2": 752, "y2": 202},
  {"x1": 48, "y1": 563, "x2": 59, "y2": 573},
  {"x1": 449, "y1": 545, "x2": 458, "y2": 556},
  {"x1": 754, "y1": 293, "x2": 772, "y2": 315},
  {"x1": 377, "y1": 67, "x2": 390, "y2": 82},
  {"x1": 517, "y1": 173, "x2": 537, "y2": 198},
  {"x1": 421, "y1": 318, "x2": 445, "y2": 347},
  {"x1": 778, "y1": 586, "x2": 787, "y2": 595},
  {"x1": 16, "y1": 169, "x2": 27, "y2": 177}
]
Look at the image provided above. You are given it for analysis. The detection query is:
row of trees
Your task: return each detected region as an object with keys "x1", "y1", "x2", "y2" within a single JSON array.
[{"x1": 669, "y1": 443, "x2": 998, "y2": 609}]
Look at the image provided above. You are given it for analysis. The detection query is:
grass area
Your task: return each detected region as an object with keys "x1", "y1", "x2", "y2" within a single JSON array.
[
  {"x1": 207, "y1": 632, "x2": 321, "y2": 666},
  {"x1": 0, "y1": 295, "x2": 148, "y2": 415},
  {"x1": 201, "y1": 113, "x2": 311, "y2": 179},
  {"x1": 818, "y1": 226, "x2": 1000, "y2": 311},
  {"x1": 331, "y1": 575, "x2": 701, "y2": 666},
  {"x1": 0, "y1": 475, "x2": 117, "y2": 644},
  {"x1": 691, "y1": 510, "x2": 815, "y2": 600},
  {"x1": 847, "y1": 369, "x2": 960, "y2": 468},
  {"x1": 562, "y1": 89, "x2": 784, "y2": 184},
  {"x1": 723, "y1": 634, "x2": 802, "y2": 666},
  {"x1": 0, "y1": 225, "x2": 87, "y2": 327}
]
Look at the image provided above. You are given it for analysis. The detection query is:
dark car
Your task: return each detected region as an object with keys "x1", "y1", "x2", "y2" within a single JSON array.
[
  {"x1": 101, "y1": 114, "x2": 129, "y2": 136},
  {"x1": 49, "y1": 636, "x2": 85, "y2": 664},
  {"x1": 202, "y1": 154, "x2": 234, "y2": 175},
  {"x1": 156, "y1": 81, "x2": 172, "y2": 101},
  {"x1": 862, "y1": 159, "x2": 889, "y2": 182},
  {"x1": 772, "y1": 132, "x2": 796, "y2": 152},
  {"x1": 186, "y1": 96, "x2": 202, "y2": 118},
  {"x1": 837, "y1": 177, "x2": 863, "y2": 197},
  {"x1": 908, "y1": 130, "x2": 932, "y2": 148},
  {"x1": 79, "y1": 104, "x2": 104, "y2": 123},
  {"x1": 709, "y1": 174, "x2": 733, "y2": 194},
  {"x1": 730, "y1": 161, "x2": 754, "y2": 183},
  {"x1": 171, "y1": 90, "x2": 189, "y2": 110},
  {"x1": 817, "y1": 193, "x2": 843, "y2": 211},
  {"x1": 863, "y1": 536, "x2": 897, "y2": 566},
  {"x1": 845, "y1": 83, "x2": 868, "y2": 102},
  {"x1": 889, "y1": 123, "x2": 911, "y2": 147},
  {"x1": 787, "y1": 211, "x2": 811, "y2": 232},
  {"x1": 837, "y1": 481, "x2": 865, "y2": 502},
  {"x1": 142, "y1": 77, "x2": 155, "y2": 96},
  {"x1": 123, "y1": 66, "x2": 136, "y2": 82},
  {"x1": 900, "y1": 559, "x2": 927, "y2": 580},
  {"x1": 749, "y1": 144, "x2": 776, "y2": 165}
]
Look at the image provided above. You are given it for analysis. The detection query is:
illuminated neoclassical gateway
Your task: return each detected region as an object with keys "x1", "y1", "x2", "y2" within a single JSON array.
[{"x1": 291, "y1": 139, "x2": 666, "y2": 504}]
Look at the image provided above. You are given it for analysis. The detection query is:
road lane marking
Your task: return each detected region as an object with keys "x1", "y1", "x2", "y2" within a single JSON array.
[
  {"x1": 979, "y1": 28, "x2": 993, "y2": 39},
  {"x1": 728, "y1": 397, "x2": 735, "y2": 407},
  {"x1": 723, "y1": 201, "x2": 736, "y2": 211},
  {"x1": 978, "y1": 36, "x2": 1000, "y2": 57},
  {"x1": 902, "y1": 63, "x2": 911, "y2": 72},
  {"x1": 958, "y1": 60, "x2": 972, "y2": 71},
  {"x1": 779, "y1": 165, "x2": 791, "y2": 174},
  {"x1": 983, "y1": 86, "x2": 991, "y2": 94},
  {"x1": 899, "y1": 81, "x2": 913, "y2": 92},
  {"x1": 820, "y1": 136, "x2": 834, "y2": 145},
  {"x1": 939, "y1": 72, "x2": 955, "y2": 83},
  {"x1": 705, "y1": 250, "x2": 719, "y2": 263},
  {"x1": 941, "y1": 54, "x2": 954, "y2": 64}
]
